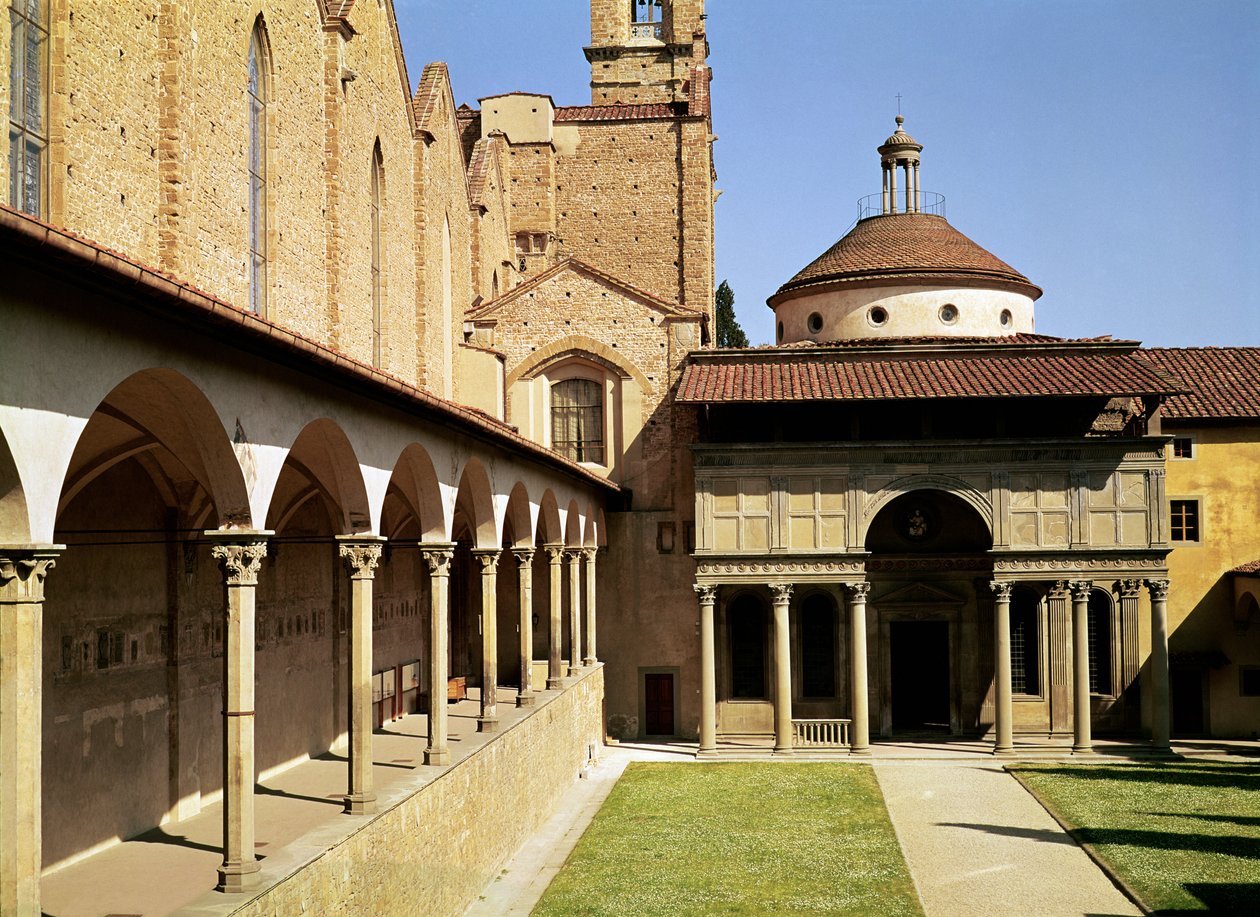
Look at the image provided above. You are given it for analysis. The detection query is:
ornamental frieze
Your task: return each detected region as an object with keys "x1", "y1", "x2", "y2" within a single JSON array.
[{"x1": 992, "y1": 555, "x2": 1168, "y2": 572}]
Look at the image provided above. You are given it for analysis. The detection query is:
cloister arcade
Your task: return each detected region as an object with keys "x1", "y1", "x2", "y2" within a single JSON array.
[{"x1": 2, "y1": 293, "x2": 611, "y2": 900}]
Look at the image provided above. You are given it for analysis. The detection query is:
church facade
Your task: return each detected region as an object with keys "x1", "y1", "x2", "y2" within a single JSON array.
[{"x1": 1, "y1": 1, "x2": 1257, "y2": 914}]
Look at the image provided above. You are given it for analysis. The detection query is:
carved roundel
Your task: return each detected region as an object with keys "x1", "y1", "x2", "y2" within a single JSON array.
[{"x1": 900, "y1": 503, "x2": 936, "y2": 543}]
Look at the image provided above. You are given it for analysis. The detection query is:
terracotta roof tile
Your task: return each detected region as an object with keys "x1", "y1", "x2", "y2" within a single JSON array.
[
  {"x1": 678, "y1": 347, "x2": 1183, "y2": 403},
  {"x1": 1139, "y1": 348, "x2": 1260, "y2": 419},
  {"x1": 554, "y1": 102, "x2": 688, "y2": 122},
  {"x1": 774, "y1": 213, "x2": 1040, "y2": 301},
  {"x1": 1231, "y1": 558, "x2": 1260, "y2": 575}
]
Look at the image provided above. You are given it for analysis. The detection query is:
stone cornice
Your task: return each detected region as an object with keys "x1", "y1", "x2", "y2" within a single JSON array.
[{"x1": 693, "y1": 440, "x2": 1166, "y2": 469}]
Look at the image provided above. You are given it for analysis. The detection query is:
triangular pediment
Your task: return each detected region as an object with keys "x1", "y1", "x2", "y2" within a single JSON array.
[
  {"x1": 874, "y1": 581, "x2": 965, "y2": 606},
  {"x1": 466, "y1": 258, "x2": 702, "y2": 322}
]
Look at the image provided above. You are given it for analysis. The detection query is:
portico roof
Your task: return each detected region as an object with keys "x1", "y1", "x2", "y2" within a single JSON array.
[{"x1": 677, "y1": 340, "x2": 1185, "y2": 404}]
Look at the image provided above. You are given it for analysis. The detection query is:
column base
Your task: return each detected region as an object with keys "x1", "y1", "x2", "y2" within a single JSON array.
[
  {"x1": 568, "y1": 664, "x2": 583, "y2": 677},
  {"x1": 583, "y1": 656, "x2": 596, "y2": 667},
  {"x1": 546, "y1": 676, "x2": 564, "y2": 690},
  {"x1": 993, "y1": 745, "x2": 1017, "y2": 757},
  {"x1": 772, "y1": 746, "x2": 795, "y2": 756},
  {"x1": 516, "y1": 692, "x2": 536, "y2": 707},
  {"x1": 1071, "y1": 744, "x2": 1095, "y2": 755},
  {"x1": 477, "y1": 716, "x2": 500, "y2": 733},
  {"x1": 217, "y1": 859, "x2": 261, "y2": 893},
  {"x1": 849, "y1": 745, "x2": 871, "y2": 757},
  {"x1": 424, "y1": 746, "x2": 451, "y2": 766},
  {"x1": 343, "y1": 792, "x2": 377, "y2": 815},
  {"x1": 696, "y1": 746, "x2": 718, "y2": 759}
]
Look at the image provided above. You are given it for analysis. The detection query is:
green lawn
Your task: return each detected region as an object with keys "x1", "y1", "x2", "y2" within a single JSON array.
[
  {"x1": 1010, "y1": 761, "x2": 1260, "y2": 914},
  {"x1": 533, "y1": 762, "x2": 921, "y2": 916}
]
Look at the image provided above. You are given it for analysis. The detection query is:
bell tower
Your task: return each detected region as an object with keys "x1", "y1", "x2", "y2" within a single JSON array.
[{"x1": 586, "y1": 0, "x2": 708, "y2": 105}]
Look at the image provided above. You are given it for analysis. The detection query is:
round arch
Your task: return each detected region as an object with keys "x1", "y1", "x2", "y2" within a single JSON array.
[
  {"x1": 0, "y1": 426, "x2": 31, "y2": 543},
  {"x1": 562, "y1": 498, "x2": 584, "y2": 548},
  {"x1": 265, "y1": 418, "x2": 371, "y2": 535},
  {"x1": 452, "y1": 456, "x2": 497, "y2": 548},
  {"x1": 862, "y1": 477, "x2": 993, "y2": 551},
  {"x1": 536, "y1": 489, "x2": 562, "y2": 545},
  {"x1": 57, "y1": 368, "x2": 250, "y2": 529},
  {"x1": 502, "y1": 481, "x2": 534, "y2": 548},
  {"x1": 383, "y1": 443, "x2": 447, "y2": 541}
]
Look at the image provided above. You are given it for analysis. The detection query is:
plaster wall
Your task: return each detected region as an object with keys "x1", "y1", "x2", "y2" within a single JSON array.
[
  {"x1": 773, "y1": 283, "x2": 1036, "y2": 344},
  {"x1": 1163, "y1": 424, "x2": 1260, "y2": 735}
]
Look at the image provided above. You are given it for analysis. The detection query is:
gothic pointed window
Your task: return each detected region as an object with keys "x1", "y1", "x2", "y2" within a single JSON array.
[
  {"x1": 247, "y1": 22, "x2": 270, "y2": 315},
  {"x1": 370, "y1": 140, "x2": 384, "y2": 364},
  {"x1": 8, "y1": 0, "x2": 49, "y2": 217},
  {"x1": 551, "y1": 378, "x2": 604, "y2": 463}
]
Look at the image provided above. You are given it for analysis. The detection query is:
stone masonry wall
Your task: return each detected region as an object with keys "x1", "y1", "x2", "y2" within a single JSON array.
[
  {"x1": 227, "y1": 667, "x2": 605, "y2": 917},
  {"x1": 555, "y1": 119, "x2": 688, "y2": 308}
]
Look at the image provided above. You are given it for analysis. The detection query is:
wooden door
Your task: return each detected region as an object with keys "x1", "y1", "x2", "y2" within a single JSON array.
[{"x1": 644, "y1": 673, "x2": 675, "y2": 736}]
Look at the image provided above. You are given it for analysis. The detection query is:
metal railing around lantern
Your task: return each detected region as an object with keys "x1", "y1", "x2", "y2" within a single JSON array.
[{"x1": 857, "y1": 190, "x2": 946, "y2": 221}]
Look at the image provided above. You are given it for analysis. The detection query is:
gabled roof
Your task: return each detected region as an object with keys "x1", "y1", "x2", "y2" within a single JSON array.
[
  {"x1": 466, "y1": 133, "x2": 506, "y2": 211},
  {"x1": 412, "y1": 62, "x2": 452, "y2": 140},
  {"x1": 1139, "y1": 347, "x2": 1260, "y2": 420},
  {"x1": 772, "y1": 213, "x2": 1041, "y2": 303},
  {"x1": 677, "y1": 339, "x2": 1184, "y2": 404},
  {"x1": 466, "y1": 258, "x2": 704, "y2": 321}
]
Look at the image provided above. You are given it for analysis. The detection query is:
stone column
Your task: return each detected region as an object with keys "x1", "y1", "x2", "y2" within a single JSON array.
[
  {"x1": 990, "y1": 581, "x2": 1015, "y2": 756},
  {"x1": 845, "y1": 582, "x2": 871, "y2": 755},
  {"x1": 337, "y1": 537, "x2": 383, "y2": 815},
  {"x1": 513, "y1": 548, "x2": 535, "y2": 707},
  {"x1": 567, "y1": 549, "x2": 583, "y2": 676},
  {"x1": 473, "y1": 549, "x2": 500, "y2": 732},
  {"x1": 583, "y1": 548, "x2": 598, "y2": 667},
  {"x1": 207, "y1": 534, "x2": 267, "y2": 892},
  {"x1": 421, "y1": 544, "x2": 454, "y2": 766},
  {"x1": 889, "y1": 162, "x2": 898, "y2": 214},
  {"x1": 771, "y1": 583, "x2": 794, "y2": 755},
  {"x1": 695, "y1": 583, "x2": 718, "y2": 756},
  {"x1": 546, "y1": 545, "x2": 564, "y2": 689},
  {"x1": 0, "y1": 547, "x2": 58, "y2": 916},
  {"x1": 1068, "y1": 580, "x2": 1094, "y2": 754},
  {"x1": 1146, "y1": 578, "x2": 1172, "y2": 751}
]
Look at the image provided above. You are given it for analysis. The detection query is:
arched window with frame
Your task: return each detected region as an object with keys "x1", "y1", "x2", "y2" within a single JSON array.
[
  {"x1": 551, "y1": 378, "x2": 604, "y2": 463},
  {"x1": 370, "y1": 140, "x2": 384, "y2": 364},
  {"x1": 632, "y1": 0, "x2": 663, "y2": 24},
  {"x1": 247, "y1": 20, "x2": 270, "y2": 315},
  {"x1": 8, "y1": 0, "x2": 49, "y2": 216}
]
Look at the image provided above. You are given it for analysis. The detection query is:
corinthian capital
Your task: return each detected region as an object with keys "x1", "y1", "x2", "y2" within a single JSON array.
[
  {"x1": 769, "y1": 583, "x2": 793, "y2": 604},
  {"x1": 1145, "y1": 578, "x2": 1170, "y2": 602},
  {"x1": 845, "y1": 582, "x2": 871, "y2": 601},
  {"x1": 693, "y1": 583, "x2": 718, "y2": 604},
  {"x1": 0, "y1": 549, "x2": 59, "y2": 603},
  {"x1": 211, "y1": 541, "x2": 268, "y2": 586},
  {"x1": 421, "y1": 544, "x2": 454, "y2": 576},
  {"x1": 473, "y1": 548, "x2": 500, "y2": 573},
  {"x1": 512, "y1": 547, "x2": 535, "y2": 568},
  {"x1": 339, "y1": 541, "x2": 383, "y2": 579},
  {"x1": 1067, "y1": 580, "x2": 1093, "y2": 601},
  {"x1": 989, "y1": 580, "x2": 1013, "y2": 600}
]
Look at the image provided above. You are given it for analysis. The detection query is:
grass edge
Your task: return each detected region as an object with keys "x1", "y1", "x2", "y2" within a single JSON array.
[{"x1": 1004, "y1": 766, "x2": 1152, "y2": 916}]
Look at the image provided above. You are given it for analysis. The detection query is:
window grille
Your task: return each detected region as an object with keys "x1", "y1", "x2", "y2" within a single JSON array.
[
  {"x1": 1087, "y1": 590, "x2": 1112, "y2": 694},
  {"x1": 1010, "y1": 591, "x2": 1040, "y2": 695}
]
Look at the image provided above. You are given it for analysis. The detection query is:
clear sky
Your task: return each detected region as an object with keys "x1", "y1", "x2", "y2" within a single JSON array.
[{"x1": 394, "y1": 0, "x2": 1259, "y2": 348}]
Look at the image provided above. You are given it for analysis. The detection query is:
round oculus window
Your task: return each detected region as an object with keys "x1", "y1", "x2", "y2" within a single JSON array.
[
  {"x1": 807, "y1": 312, "x2": 823, "y2": 334},
  {"x1": 868, "y1": 306, "x2": 889, "y2": 327},
  {"x1": 1000, "y1": 308, "x2": 1013, "y2": 328},
  {"x1": 939, "y1": 303, "x2": 959, "y2": 324}
]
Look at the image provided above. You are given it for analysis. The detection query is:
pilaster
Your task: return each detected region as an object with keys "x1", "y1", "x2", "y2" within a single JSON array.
[
  {"x1": 1047, "y1": 581, "x2": 1071, "y2": 734},
  {"x1": 338, "y1": 537, "x2": 384, "y2": 814},
  {"x1": 1119, "y1": 578, "x2": 1143, "y2": 730}
]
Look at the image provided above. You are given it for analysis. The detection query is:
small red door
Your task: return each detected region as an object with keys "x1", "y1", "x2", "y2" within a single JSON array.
[{"x1": 644, "y1": 673, "x2": 675, "y2": 736}]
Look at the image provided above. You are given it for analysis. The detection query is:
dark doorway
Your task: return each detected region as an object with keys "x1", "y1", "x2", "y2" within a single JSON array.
[
  {"x1": 1171, "y1": 667, "x2": 1206, "y2": 736},
  {"x1": 644, "y1": 673, "x2": 675, "y2": 736},
  {"x1": 890, "y1": 621, "x2": 950, "y2": 732}
]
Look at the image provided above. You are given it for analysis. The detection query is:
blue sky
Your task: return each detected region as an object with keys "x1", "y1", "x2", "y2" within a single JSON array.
[{"x1": 394, "y1": 1, "x2": 1259, "y2": 347}]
